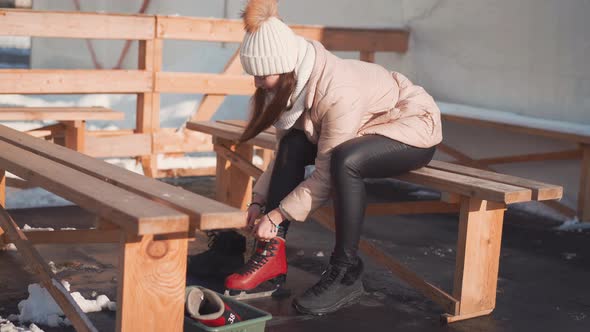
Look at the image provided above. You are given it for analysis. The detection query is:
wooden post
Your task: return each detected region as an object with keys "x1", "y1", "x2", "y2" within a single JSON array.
[
  {"x1": 445, "y1": 197, "x2": 506, "y2": 323},
  {"x1": 64, "y1": 120, "x2": 86, "y2": 153},
  {"x1": 260, "y1": 149, "x2": 274, "y2": 171},
  {"x1": 0, "y1": 170, "x2": 6, "y2": 245},
  {"x1": 137, "y1": 38, "x2": 162, "y2": 178},
  {"x1": 360, "y1": 51, "x2": 375, "y2": 63},
  {"x1": 579, "y1": 144, "x2": 590, "y2": 222},
  {"x1": 214, "y1": 138, "x2": 253, "y2": 210},
  {"x1": 116, "y1": 232, "x2": 188, "y2": 332}
]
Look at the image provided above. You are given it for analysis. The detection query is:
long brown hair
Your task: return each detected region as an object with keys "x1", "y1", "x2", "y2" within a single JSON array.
[{"x1": 239, "y1": 71, "x2": 296, "y2": 143}]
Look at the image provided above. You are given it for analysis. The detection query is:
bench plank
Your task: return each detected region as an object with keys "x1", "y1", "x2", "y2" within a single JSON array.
[
  {"x1": 396, "y1": 167, "x2": 532, "y2": 204},
  {"x1": 428, "y1": 160, "x2": 562, "y2": 201},
  {"x1": 0, "y1": 140, "x2": 188, "y2": 235},
  {"x1": 190, "y1": 120, "x2": 535, "y2": 204},
  {"x1": 0, "y1": 107, "x2": 124, "y2": 121},
  {"x1": 0, "y1": 125, "x2": 245, "y2": 231},
  {"x1": 187, "y1": 121, "x2": 275, "y2": 150}
]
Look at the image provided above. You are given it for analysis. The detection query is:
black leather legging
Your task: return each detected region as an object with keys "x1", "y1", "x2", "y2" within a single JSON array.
[{"x1": 265, "y1": 129, "x2": 436, "y2": 265}]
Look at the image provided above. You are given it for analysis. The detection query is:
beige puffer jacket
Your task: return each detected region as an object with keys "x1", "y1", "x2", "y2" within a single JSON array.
[{"x1": 253, "y1": 40, "x2": 442, "y2": 222}]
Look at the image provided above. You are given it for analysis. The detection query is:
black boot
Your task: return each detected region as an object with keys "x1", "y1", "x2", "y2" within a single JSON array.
[
  {"x1": 187, "y1": 230, "x2": 246, "y2": 279},
  {"x1": 293, "y1": 257, "x2": 364, "y2": 315}
]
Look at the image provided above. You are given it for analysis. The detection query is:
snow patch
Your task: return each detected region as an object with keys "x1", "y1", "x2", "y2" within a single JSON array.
[
  {"x1": 1, "y1": 243, "x2": 17, "y2": 251},
  {"x1": 22, "y1": 225, "x2": 54, "y2": 232},
  {"x1": 12, "y1": 281, "x2": 115, "y2": 328},
  {"x1": 0, "y1": 316, "x2": 44, "y2": 332},
  {"x1": 555, "y1": 217, "x2": 590, "y2": 232}
]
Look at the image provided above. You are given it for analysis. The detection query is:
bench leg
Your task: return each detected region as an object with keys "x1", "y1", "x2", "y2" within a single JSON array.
[
  {"x1": 64, "y1": 120, "x2": 86, "y2": 153},
  {"x1": 0, "y1": 170, "x2": 6, "y2": 245},
  {"x1": 579, "y1": 144, "x2": 590, "y2": 222},
  {"x1": 445, "y1": 197, "x2": 506, "y2": 323},
  {"x1": 214, "y1": 138, "x2": 253, "y2": 209},
  {"x1": 116, "y1": 233, "x2": 188, "y2": 332}
]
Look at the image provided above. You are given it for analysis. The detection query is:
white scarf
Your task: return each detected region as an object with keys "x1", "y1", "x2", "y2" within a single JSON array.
[{"x1": 273, "y1": 37, "x2": 316, "y2": 130}]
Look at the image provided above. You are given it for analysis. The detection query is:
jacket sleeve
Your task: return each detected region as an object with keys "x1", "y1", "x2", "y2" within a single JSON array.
[{"x1": 279, "y1": 92, "x2": 363, "y2": 222}]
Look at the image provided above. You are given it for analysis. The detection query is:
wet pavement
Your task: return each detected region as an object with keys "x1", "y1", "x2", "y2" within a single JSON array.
[{"x1": 1, "y1": 177, "x2": 589, "y2": 331}]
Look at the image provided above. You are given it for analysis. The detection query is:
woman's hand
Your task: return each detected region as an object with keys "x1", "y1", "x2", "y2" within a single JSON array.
[
  {"x1": 246, "y1": 203, "x2": 264, "y2": 230},
  {"x1": 253, "y1": 209, "x2": 284, "y2": 241}
]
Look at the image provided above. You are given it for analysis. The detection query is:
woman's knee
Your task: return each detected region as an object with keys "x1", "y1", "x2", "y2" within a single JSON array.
[{"x1": 330, "y1": 140, "x2": 363, "y2": 179}]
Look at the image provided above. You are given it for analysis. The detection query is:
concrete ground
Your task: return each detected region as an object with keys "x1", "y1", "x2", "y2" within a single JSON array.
[{"x1": 1, "y1": 176, "x2": 589, "y2": 332}]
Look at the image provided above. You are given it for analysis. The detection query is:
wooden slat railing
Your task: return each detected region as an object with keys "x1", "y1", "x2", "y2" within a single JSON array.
[{"x1": 0, "y1": 9, "x2": 409, "y2": 177}]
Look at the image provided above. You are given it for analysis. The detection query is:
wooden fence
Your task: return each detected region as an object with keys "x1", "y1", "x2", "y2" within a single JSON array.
[{"x1": 0, "y1": 9, "x2": 409, "y2": 177}]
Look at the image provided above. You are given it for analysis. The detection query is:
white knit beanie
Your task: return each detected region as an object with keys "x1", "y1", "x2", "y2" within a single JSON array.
[{"x1": 240, "y1": 0, "x2": 300, "y2": 76}]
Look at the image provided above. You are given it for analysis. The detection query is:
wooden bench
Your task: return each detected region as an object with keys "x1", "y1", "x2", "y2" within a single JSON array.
[
  {"x1": 186, "y1": 119, "x2": 563, "y2": 323},
  {"x1": 0, "y1": 124, "x2": 246, "y2": 332},
  {"x1": 438, "y1": 102, "x2": 590, "y2": 221},
  {"x1": 0, "y1": 106, "x2": 124, "y2": 153}
]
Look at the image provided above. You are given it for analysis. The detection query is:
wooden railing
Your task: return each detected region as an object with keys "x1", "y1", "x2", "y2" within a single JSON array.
[{"x1": 0, "y1": 9, "x2": 409, "y2": 177}]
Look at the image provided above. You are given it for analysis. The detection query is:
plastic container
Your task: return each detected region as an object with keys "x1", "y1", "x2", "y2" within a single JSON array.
[{"x1": 184, "y1": 293, "x2": 272, "y2": 332}]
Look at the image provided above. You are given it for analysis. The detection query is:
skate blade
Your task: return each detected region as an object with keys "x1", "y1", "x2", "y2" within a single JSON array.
[{"x1": 224, "y1": 289, "x2": 277, "y2": 300}]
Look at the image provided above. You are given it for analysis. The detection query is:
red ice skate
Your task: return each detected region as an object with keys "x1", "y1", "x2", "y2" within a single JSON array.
[{"x1": 224, "y1": 237, "x2": 289, "y2": 300}]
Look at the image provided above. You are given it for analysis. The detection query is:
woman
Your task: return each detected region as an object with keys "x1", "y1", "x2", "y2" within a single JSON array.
[{"x1": 222, "y1": 0, "x2": 442, "y2": 315}]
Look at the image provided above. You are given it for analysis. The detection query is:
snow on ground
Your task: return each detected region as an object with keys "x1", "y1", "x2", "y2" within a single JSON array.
[
  {"x1": 8, "y1": 281, "x2": 115, "y2": 329},
  {"x1": 0, "y1": 316, "x2": 44, "y2": 332}
]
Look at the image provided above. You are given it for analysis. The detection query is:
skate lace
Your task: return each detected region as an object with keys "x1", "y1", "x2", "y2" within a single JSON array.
[
  {"x1": 237, "y1": 241, "x2": 275, "y2": 275},
  {"x1": 206, "y1": 231, "x2": 217, "y2": 249},
  {"x1": 310, "y1": 265, "x2": 342, "y2": 295}
]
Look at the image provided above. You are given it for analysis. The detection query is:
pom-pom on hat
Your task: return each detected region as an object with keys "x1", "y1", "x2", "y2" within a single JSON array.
[{"x1": 240, "y1": 0, "x2": 301, "y2": 76}]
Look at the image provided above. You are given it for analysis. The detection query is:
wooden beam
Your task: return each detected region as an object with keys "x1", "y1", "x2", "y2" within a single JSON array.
[
  {"x1": 155, "y1": 72, "x2": 255, "y2": 95},
  {"x1": 153, "y1": 129, "x2": 212, "y2": 154},
  {"x1": 191, "y1": 50, "x2": 244, "y2": 122},
  {"x1": 137, "y1": 38, "x2": 162, "y2": 178},
  {"x1": 0, "y1": 170, "x2": 5, "y2": 245},
  {"x1": 312, "y1": 207, "x2": 459, "y2": 314},
  {"x1": 436, "y1": 143, "x2": 479, "y2": 166},
  {"x1": 0, "y1": 207, "x2": 98, "y2": 332},
  {"x1": 116, "y1": 233, "x2": 187, "y2": 332},
  {"x1": 25, "y1": 130, "x2": 52, "y2": 138},
  {"x1": 360, "y1": 51, "x2": 375, "y2": 63},
  {"x1": 0, "y1": 140, "x2": 189, "y2": 236},
  {"x1": 25, "y1": 229, "x2": 120, "y2": 244},
  {"x1": 435, "y1": 144, "x2": 572, "y2": 217},
  {"x1": 365, "y1": 201, "x2": 460, "y2": 216},
  {"x1": 85, "y1": 134, "x2": 152, "y2": 158},
  {"x1": 64, "y1": 120, "x2": 85, "y2": 153},
  {"x1": 215, "y1": 138, "x2": 253, "y2": 210},
  {"x1": 6, "y1": 177, "x2": 33, "y2": 189},
  {"x1": 214, "y1": 144, "x2": 263, "y2": 179},
  {"x1": 0, "y1": 107, "x2": 124, "y2": 121},
  {"x1": 579, "y1": 144, "x2": 590, "y2": 221},
  {"x1": 0, "y1": 9, "x2": 155, "y2": 40},
  {"x1": 156, "y1": 167, "x2": 217, "y2": 179},
  {"x1": 451, "y1": 198, "x2": 505, "y2": 320},
  {"x1": 0, "y1": 70, "x2": 152, "y2": 94},
  {"x1": 156, "y1": 16, "x2": 409, "y2": 52},
  {"x1": 87, "y1": 129, "x2": 135, "y2": 137},
  {"x1": 476, "y1": 149, "x2": 582, "y2": 166},
  {"x1": 187, "y1": 121, "x2": 275, "y2": 150},
  {"x1": 259, "y1": 148, "x2": 274, "y2": 171},
  {"x1": 441, "y1": 114, "x2": 590, "y2": 145},
  {"x1": 0, "y1": 125, "x2": 245, "y2": 231}
]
